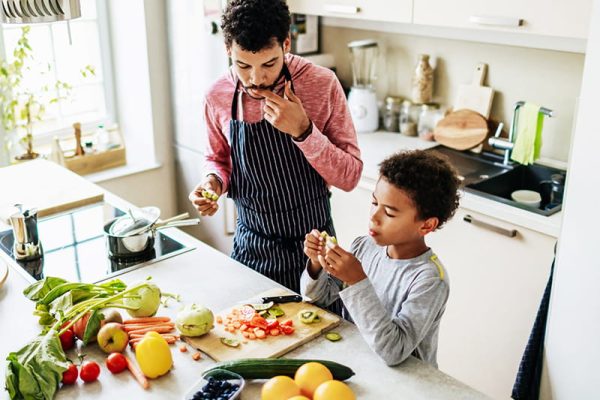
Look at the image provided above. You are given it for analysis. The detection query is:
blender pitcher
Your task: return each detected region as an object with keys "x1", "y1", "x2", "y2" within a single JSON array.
[{"x1": 347, "y1": 39, "x2": 379, "y2": 133}]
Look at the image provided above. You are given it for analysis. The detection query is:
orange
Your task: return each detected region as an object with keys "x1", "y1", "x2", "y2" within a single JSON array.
[
  {"x1": 261, "y1": 376, "x2": 301, "y2": 400},
  {"x1": 313, "y1": 380, "x2": 356, "y2": 400},
  {"x1": 294, "y1": 362, "x2": 334, "y2": 398},
  {"x1": 288, "y1": 397, "x2": 311, "y2": 400}
]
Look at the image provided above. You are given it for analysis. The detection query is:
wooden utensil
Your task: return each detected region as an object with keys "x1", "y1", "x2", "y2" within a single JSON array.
[
  {"x1": 183, "y1": 288, "x2": 341, "y2": 362},
  {"x1": 434, "y1": 109, "x2": 488, "y2": 150},
  {"x1": 454, "y1": 63, "x2": 494, "y2": 119}
]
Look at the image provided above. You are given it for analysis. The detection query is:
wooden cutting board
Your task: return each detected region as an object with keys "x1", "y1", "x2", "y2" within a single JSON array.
[
  {"x1": 454, "y1": 63, "x2": 494, "y2": 119},
  {"x1": 434, "y1": 109, "x2": 488, "y2": 150},
  {"x1": 183, "y1": 289, "x2": 341, "y2": 362},
  {"x1": 0, "y1": 259, "x2": 7, "y2": 289},
  {"x1": 0, "y1": 160, "x2": 104, "y2": 224}
]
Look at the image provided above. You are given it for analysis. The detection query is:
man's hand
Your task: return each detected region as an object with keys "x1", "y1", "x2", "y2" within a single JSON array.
[
  {"x1": 257, "y1": 81, "x2": 310, "y2": 138},
  {"x1": 304, "y1": 229, "x2": 325, "y2": 278},
  {"x1": 318, "y1": 242, "x2": 367, "y2": 286},
  {"x1": 189, "y1": 175, "x2": 223, "y2": 217}
]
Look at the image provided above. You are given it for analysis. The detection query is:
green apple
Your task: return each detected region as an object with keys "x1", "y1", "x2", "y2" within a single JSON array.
[{"x1": 97, "y1": 322, "x2": 128, "y2": 353}]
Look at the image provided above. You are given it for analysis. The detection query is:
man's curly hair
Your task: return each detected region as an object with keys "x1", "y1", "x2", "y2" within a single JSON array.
[
  {"x1": 221, "y1": 0, "x2": 291, "y2": 52},
  {"x1": 379, "y1": 150, "x2": 461, "y2": 229}
]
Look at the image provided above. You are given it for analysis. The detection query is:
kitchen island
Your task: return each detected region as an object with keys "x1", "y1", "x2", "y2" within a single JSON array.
[{"x1": 0, "y1": 160, "x2": 488, "y2": 399}]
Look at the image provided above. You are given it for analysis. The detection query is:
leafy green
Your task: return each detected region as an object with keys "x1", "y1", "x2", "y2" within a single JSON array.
[
  {"x1": 22, "y1": 277, "x2": 67, "y2": 302},
  {"x1": 5, "y1": 330, "x2": 69, "y2": 400},
  {"x1": 82, "y1": 309, "x2": 102, "y2": 345}
]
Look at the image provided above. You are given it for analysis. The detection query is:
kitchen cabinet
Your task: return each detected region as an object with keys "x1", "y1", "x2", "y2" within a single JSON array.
[
  {"x1": 331, "y1": 181, "x2": 556, "y2": 399},
  {"x1": 427, "y1": 207, "x2": 556, "y2": 399},
  {"x1": 287, "y1": 0, "x2": 411, "y2": 24},
  {"x1": 413, "y1": 0, "x2": 593, "y2": 39}
]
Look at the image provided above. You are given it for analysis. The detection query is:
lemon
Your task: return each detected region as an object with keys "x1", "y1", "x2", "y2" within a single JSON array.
[{"x1": 135, "y1": 331, "x2": 173, "y2": 378}]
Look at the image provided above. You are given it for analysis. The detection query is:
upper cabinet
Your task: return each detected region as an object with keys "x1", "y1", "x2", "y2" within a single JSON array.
[
  {"x1": 413, "y1": 0, "x2": 593, "y2": 39},
  {"x1": 287, "y1": 0, "x2": 412, "y2": 24}
]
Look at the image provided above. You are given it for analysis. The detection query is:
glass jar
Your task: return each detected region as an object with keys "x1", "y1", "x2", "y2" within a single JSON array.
[
  {"x1": 411, "y1": 54, "x2": 434, "y2": 104},
  {"x1": 417, "y1": 103, "x2": 441, "y2": 141},
  {"x1": 382, "y1": 95, "x2": 403, "y2": 132},
  {"x1": 399, "y1": 100, "x2": 417, "y2": 136}
]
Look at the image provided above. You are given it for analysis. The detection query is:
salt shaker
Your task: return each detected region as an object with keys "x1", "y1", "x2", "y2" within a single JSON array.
[{"x1": 411, "y1": 54, "x2": 434, "y2": 104}]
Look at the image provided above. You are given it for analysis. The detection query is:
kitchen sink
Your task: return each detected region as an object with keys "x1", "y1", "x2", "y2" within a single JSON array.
[
  {"x1": 466, "y1": 164, "x2": 566, "y2": 216},
  {"x1": 425, "y1": 146, "x2": 567, "y2": 216}
]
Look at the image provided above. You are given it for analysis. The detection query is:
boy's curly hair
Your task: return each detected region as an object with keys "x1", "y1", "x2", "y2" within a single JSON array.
[
  {"x1": 379, "y1": 150, "x2": 461, "y2": 229},
  {"x1": 221, "y1": 0, "x2": 291, "y2": 52}
]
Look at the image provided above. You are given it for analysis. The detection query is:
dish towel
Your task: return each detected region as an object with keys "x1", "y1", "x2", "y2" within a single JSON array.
[
  {"x1": 511, "y1": 257, "x2": 555, "y2": 400},
  {"x1": 511, "y1": 103, "x2": 544, "y2": 165}
]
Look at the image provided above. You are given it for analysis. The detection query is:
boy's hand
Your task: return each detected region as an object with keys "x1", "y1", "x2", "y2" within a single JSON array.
[
  {"x1": 304, "y1": 229, "x2": 324, "y2": 277},
  {"x1": 189, "y1": 175, "x2": 222, "y2": 216},
  {"x1": 319, "y1": 243, "x2": 367, "y2": 286}
]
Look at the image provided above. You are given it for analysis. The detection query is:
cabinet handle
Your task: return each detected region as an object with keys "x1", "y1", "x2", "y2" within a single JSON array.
[
  {"x1": 463, "y1": 214, "x2": 518, "y2": 238},
  {"x1": 469, "y1": 15, "x2": 523, "y2": 27},
  {"x1": 323, "y1": 4, "x2": 361, "y2": 15}
]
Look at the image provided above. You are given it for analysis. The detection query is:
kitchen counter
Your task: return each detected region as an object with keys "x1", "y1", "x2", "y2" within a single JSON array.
[
  {"x1": 0, "y1": 160, "x2": 489, "y2": 399},
  {"x1": 357, "y1": 132, "x2": 563, "y2": 237}
]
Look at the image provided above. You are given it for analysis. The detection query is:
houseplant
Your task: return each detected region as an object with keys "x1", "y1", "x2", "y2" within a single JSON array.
[{"x1": 0, "y1": 26, "x2": 94, "y2": 163}]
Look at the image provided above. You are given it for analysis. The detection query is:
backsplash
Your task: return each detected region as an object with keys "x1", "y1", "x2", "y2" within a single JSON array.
[{"x1": 321, "y1": 25, "x2": 585, "y2": 163}]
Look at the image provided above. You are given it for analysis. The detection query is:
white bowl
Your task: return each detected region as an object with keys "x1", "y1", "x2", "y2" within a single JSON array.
[
  {"x1": 183, "y1": 369, "x2": 245, "y2": 400},
  {"x1": 511, "y1": 190, "x2": 542, "y2": 208}
]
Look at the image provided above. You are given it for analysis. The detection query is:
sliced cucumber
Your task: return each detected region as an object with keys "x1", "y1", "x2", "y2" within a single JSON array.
[
  {"x1": 250, "y1": 301, "x2": 274, "y2": 311},
  {"x1": 220, "y1": 337, "x2": 241, "y2": 348},
  {"x1": 325, "y1": 332, "x2": 342, "y2": 342}
]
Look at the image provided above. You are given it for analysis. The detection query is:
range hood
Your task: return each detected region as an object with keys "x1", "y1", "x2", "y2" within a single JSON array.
[{"x1": 1, "y1": 0, "x2": 80, "y2": 24}]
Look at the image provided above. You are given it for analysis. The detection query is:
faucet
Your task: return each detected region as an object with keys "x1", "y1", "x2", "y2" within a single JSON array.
[{"x1": 488, "y1": 101, "x2": 554, "y2": 166}]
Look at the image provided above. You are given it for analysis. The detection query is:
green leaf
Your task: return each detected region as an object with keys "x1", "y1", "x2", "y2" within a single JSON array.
[
  {"x1": 22, "y1": 277, "x2": 67, "y2": 301},
  {"x1": 5, "y1": 330, "x2": 69, "y2": 400},
  {"x1": 82, "y1": 309, "x2": 103, "y2": 345}
]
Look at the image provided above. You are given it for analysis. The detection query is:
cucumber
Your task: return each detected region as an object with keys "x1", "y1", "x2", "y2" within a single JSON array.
[
  {"x1": 325, "y1": 332, "x2": 342, "y2": 342},
  {"x1": 203, "y1": 358, "x2": 355, "y2": 381}
]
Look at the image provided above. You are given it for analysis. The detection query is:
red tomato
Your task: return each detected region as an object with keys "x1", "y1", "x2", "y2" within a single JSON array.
[
  {"x1": 105, "y1": 352, "x2": 127, "y2": 374},
  {"x1": 80, "y1": 361, "x2": 101, "y2": 382},
  {"x1": 250, "y1": 315, "x2": 268, "y2": 330},
  {"x1": 281, "y1": 325, "x2": 295, "y2": 335},
  {"x1": 266, "y1": 319, "x2": 279, "y2": 330},
  {"x1": 281, "y1": 319, "x2": 294, "y2": 327},
  {"x1": 62, "y1": 364, "x2": 78, "y2": 385},
  {"x1": 59, "y1": 329, "x2": 76, "y2": 351}
]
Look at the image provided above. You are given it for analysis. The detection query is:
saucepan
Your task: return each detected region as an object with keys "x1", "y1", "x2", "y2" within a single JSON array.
[{"x1": 103, "y1": 207, "x2": 200, "y2": 258}]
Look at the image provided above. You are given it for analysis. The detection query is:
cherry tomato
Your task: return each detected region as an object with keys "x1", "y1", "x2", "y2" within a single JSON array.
[
  {"x1": 105, "y1": 352, "x2": 127, "y2": 374},
  {"x1": 62, "y1": 364, "x2": 78, "y2": 385},
  {"x1": 59, "y1": 329, "x2": 76, "y2": 351},
  {"x1": 80, "y1": 361, "x2": 101, "y2": 383},
  {"x1": 280, "y1": 325, "x2": 295, "y2": 335}
]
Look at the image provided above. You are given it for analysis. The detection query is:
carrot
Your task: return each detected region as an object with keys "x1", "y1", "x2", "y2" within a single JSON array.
[
  {"x1": 123, "y1": 323, "x2": 175, "y2": 332},
  {"x1": 129, "y1": 333, "x2": 179, "y2": 340},
  {"x1": 216, "y1": 316, "x2": 223, "y2": 324},
  {"x1": 125, "y1": 355, "x2": 149, "y2": 389},
  {"x1": 179, "y1": 344, "x2": 188, "y2": 353},
  {"x1": 192, "y1": 352, "x2": 202, "y2": 361},
  {"x1": 123, "y1": 316, "x2": 171, "y2": 324},
  {"x1": 127, "y1": 325, "x2": 176, "y2": 335}
]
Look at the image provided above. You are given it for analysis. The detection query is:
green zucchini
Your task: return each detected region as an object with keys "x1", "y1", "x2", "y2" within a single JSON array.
[{"x1": 202, "y1": 358, "x2": 355, "y2": 381}]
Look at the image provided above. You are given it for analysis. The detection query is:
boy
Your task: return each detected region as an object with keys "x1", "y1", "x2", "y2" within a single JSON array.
[{"x1": 300, "y1": 150, "x2": 461, "y2": 367}]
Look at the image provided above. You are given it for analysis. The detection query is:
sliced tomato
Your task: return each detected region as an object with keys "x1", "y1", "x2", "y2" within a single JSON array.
[
  {"x1": 266, "y1": 319, "x2": 279, "y2": 330},
  {"x1": 281, "y1": 319, "x2": 294, "y2": 327},
  {"x1": 280, "y1": 325, "x2": 295, "y2": 335},
  {"x1": 250, "y1": 315, "x2": 268, "y2": 330}
]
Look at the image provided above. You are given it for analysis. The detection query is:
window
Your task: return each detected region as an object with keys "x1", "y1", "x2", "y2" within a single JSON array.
[{"x1": 0, "y1": 0, "x2": 114, "y2": 142}]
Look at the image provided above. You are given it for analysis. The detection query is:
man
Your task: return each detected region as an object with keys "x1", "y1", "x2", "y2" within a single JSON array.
[{"x1": 189, "y1": 0, "x2": 362, "y2": 298}]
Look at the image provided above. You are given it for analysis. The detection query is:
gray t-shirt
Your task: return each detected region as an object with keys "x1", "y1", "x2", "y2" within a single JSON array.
[{"x1": 300, "y1": 235, "x2": 449, "y2": 367}]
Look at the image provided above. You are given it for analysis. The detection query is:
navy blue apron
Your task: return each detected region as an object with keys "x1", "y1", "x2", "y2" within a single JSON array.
[{"x1": 228, "y1": 65, "x2": 344, "y2": 315}]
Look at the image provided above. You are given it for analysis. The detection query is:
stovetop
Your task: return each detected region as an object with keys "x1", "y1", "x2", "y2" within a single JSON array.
[{"x1": 0, "y1": 202, "x2": 193, "y2": 283}]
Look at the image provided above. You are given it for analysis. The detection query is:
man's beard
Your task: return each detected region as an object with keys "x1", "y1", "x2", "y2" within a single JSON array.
[{"x1": 242, "y1": 67, "x2": 286, "y2": 99}]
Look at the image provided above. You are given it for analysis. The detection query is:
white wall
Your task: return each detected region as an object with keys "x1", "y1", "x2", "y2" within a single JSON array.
[
  {"x1": 542, "y1": 0, "x2": 600, "y2": 398},
  {"x1": 321, "y1": 26, "x2": 585, "y2": 163},
  {"x1": 97, "y1": 0, "x2": 177, "y2": 217}
]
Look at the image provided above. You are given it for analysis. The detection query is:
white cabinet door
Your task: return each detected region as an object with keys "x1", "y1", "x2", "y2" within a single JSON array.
[
  {"x1": 288, "y1": 0, "x2": 412, "y2": 24},
  {"x1": 427, "y1": 207, "x2": 556, "y2": 399},
  {"x1": 413, "y1": 0, "x2": 592, "y2": 39}
]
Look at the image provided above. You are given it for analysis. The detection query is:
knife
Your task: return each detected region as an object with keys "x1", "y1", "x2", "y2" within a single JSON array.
[{"x1": 260, "y1": 294, "x2": 303, "y2": 304}]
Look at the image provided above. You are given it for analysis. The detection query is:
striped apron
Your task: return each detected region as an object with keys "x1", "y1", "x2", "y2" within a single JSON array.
[{"x1": 228, "y1": 65, "x2": 343, "y2": 315}]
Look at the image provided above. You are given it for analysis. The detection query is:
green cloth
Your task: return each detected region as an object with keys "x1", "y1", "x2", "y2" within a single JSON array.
[{"x1": 511, "y1": 103, "x2": 544, "y2": 165}]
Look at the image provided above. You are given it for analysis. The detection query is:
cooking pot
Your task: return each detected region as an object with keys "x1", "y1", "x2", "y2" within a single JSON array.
[{"x1": 104, "y1": 212, "x2": 200, "y2": 258}]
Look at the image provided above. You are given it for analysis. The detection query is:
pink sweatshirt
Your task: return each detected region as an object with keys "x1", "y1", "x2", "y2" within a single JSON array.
[{"x1": 203, "y1": 53, "x2": 363, "y2": 193}]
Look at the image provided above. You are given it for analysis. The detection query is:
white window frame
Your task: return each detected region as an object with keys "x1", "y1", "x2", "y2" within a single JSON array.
[{"x1": 0, "y1": 0, "x2": 117, "y2": 147}]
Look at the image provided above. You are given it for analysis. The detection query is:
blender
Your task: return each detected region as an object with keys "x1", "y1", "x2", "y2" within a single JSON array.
[{"x1": 347, "y1": 39, "x2": 379, "y2": 133}]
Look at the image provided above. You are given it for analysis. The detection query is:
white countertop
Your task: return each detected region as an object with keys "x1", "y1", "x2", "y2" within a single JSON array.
[
  {"x1": 356, "y1": 132, "x2": 563, "y2": 237},
  {"x1": 0, "y1": 162, "x2": 489, "y2": 400}
]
